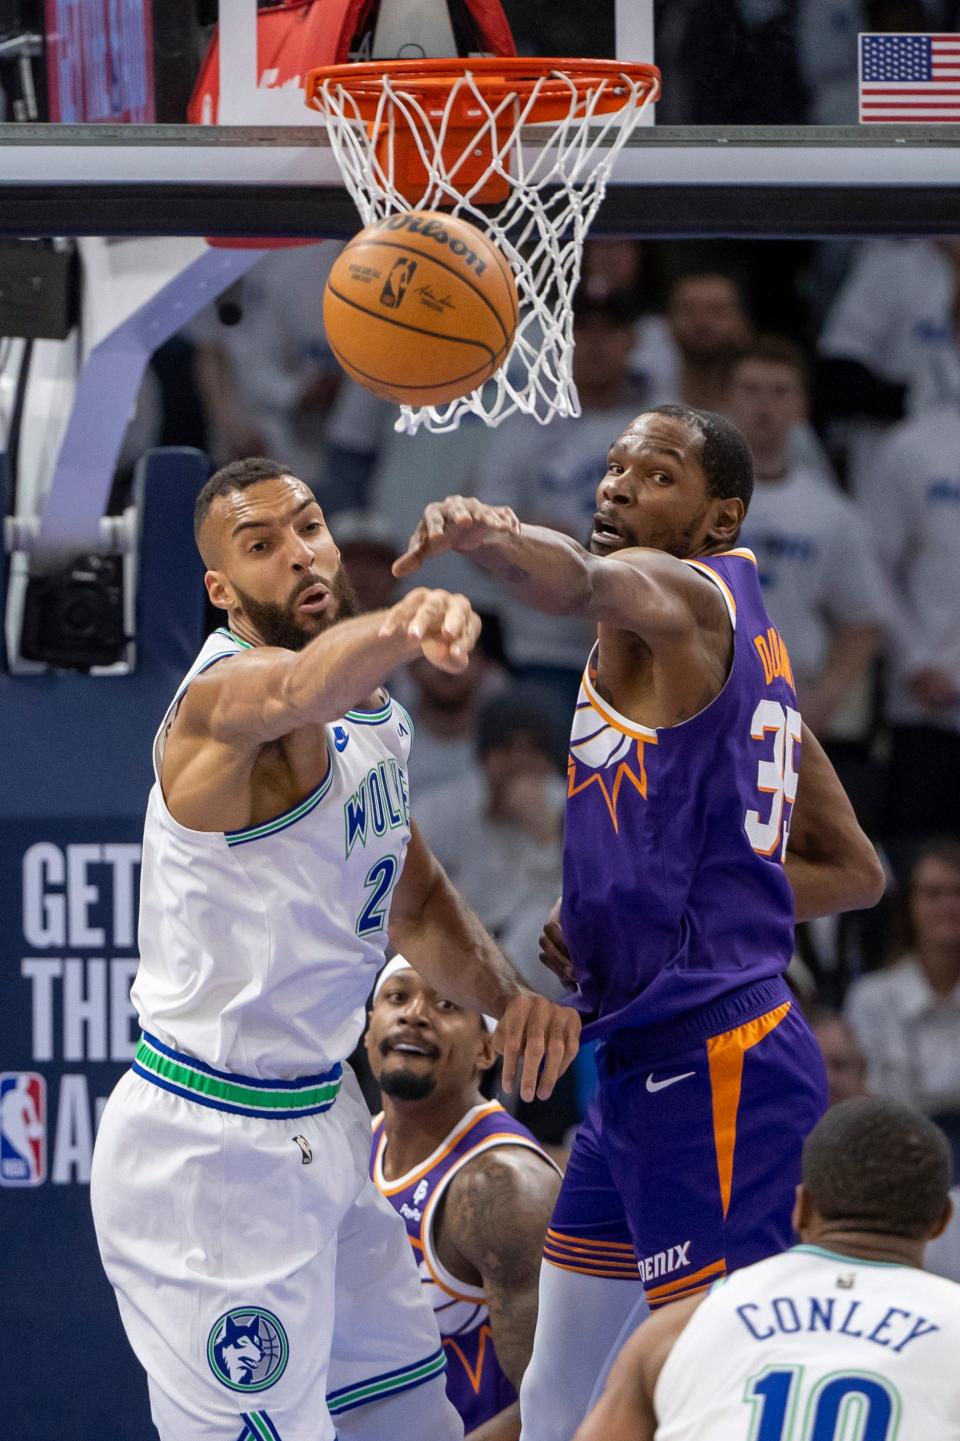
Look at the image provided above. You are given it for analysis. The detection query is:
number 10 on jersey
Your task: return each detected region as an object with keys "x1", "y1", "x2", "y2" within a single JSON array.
[{"x1": 745, "y1": 700, "x2": 802, "y2": 862}]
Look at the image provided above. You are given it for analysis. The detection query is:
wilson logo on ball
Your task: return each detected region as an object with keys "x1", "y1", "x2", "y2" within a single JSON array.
[
  {"x1": 380, "y1": 258, "x2": 418, "y2": 309},
  {"x1": 380, "y1": 214, "x2": 489, "y2": 276},
  {"x1": 324, "y1": 209, "x2": 519, "y2": 408}
]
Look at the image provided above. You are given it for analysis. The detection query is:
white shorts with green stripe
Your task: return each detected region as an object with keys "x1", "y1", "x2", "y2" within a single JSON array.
[{"x1": 91, "y1": 1056, "x2": 461, "y2": 1441}]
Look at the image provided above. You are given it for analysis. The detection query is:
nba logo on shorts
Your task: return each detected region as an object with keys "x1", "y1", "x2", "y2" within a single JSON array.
[
  {"x1": 380, "y1": 258, "x2": 417, "y2": 309},
  {"x1": 0, "y1": 1072, "x2": 47, "y2": 1186}
]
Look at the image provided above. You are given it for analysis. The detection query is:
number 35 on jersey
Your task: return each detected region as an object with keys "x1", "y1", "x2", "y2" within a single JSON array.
[{"x1": 745, "y1": 699, "x2": 802, "y2": 863}]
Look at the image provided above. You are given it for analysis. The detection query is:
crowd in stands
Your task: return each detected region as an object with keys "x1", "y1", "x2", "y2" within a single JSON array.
[{"x1": 131, "y1": 225, "x2": 960, "y2": 1192}]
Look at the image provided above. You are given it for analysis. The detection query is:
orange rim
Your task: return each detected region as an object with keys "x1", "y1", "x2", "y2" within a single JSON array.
[{"x1": 306, "y1": 56, "x2": 661, "y2": 117}]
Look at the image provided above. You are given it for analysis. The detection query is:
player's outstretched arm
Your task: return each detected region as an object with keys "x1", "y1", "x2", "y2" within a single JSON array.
[
  {"x1": 786, "y1": 722, "x2": 886, "y2": 920},
  {"x1": 444, "y1": 1147, "x2": 563, "y2": 1441},
  {"x1": 388, "y1": 823, "x2": 581, "y2": 1103},
  {"x1": 392, "y1": 497, "x2": 720, "y2": 641},
  {"x1": 179, "y1": 589, "x2": 480, "y2": 746},
  {"x1": 572, "y1": 1296, "x2": 703, "y2": 1441}
]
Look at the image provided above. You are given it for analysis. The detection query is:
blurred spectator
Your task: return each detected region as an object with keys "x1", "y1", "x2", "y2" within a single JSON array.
[
  {"x1": 654, "y1": 271, "x2": 754, "y2": 413},
  {"x1": 728, "y1": 338, "x2": 888, "y2": 748},
  {"x1": 413, "y1": 686, "x2": 567, "y2": 996},
  {"x1": 865, "y1": 401, "x2": 960, "y2": 838},
  {"x1": 818, "y1": 238, "x2": 960, "y2": 494},
  {"x1": 473, "y1": 292, "x2": 646, "y2": 717},
  {"x1": 845, "y1": 841, "x2": 960, "y2": 1169},
  {"x1": 580, "y1": 239, "x2": 675, "y2": 399},
  {"x1": 190, "y1": 243, "x2": 387, "y2": 511},
  {"x1": 403, "y1": 652, "x2": 504, "y2": 797},
  {"x1": 330, "y1": 510, "x2": 399, "y2": 614},
  {"x1": 809, "y1": 1007, "x2": 869, "y2": 1106}
]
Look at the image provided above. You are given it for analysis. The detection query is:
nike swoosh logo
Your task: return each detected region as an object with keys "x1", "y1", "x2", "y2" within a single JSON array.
[{"x1": 646, "y1": 1071, "x2": 696, "y2": 1093}]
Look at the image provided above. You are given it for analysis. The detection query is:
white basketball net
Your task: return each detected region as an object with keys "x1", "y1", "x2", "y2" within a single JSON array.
[{"x1": 311, "y1": 67, "x2": 658, "y2": 433}]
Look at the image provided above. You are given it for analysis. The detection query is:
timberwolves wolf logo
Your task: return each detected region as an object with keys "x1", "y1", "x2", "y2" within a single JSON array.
[
  {"x1": 207, "y1": 1307, "x2": 289, "y2": 1392},
  {"x1": 380, "y1": 258, "x2": 417, "y2": 309}
]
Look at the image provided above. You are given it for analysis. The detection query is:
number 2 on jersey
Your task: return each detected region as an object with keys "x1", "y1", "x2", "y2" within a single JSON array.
[
  {"x1": 745, "y1": 1366, "x2": 900, "y2": 1441},
  {"x1": 356, "y1": 854, "x2": 400, "y2": 937},
  {"x1": 745, "y1": 700, "x2": 802, "y2": 861}
]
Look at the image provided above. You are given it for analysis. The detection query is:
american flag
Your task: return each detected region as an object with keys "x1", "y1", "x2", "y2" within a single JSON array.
[{"x1": 860, "y1": 33, "x2": 960, "y2": 122}]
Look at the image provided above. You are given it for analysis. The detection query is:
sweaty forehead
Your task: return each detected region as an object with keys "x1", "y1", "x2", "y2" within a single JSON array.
[
  {"x1": 217, "y1": 475, "x2": 314, "y2": 530},
  {"x1": 616, "y1": 413, "x2": 704, "y2": 461}
]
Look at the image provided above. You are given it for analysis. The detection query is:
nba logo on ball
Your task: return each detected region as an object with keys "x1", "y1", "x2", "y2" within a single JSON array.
[
  {"x1": 0, "y1": 1072, "x2": 46, "y2": 1186},
  {"x1": 380, "y1": 258, "x2": 417, "y2": 309},
  {"x1": 207, "y1": 1307, "x2": 289, "y2": 1392}
]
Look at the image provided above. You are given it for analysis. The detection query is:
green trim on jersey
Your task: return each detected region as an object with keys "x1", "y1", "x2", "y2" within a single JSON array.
[
  {"x1": 345, "y1": 696, "x2": 393, "y2": 726},
  {"x1": 225, "y1": 747, "x2": 335, "y2": 847},
  {"x1": 394, "y1": 700, "x2": 415, "y2": 740},
  {"x1": 134, "y1": 1035, "x2": 341, "y2": 1117},
  {"x1": 791, "y1": 1244, "x2": 906, "y2": 1269},
  {"x1": 215, "y1": 626, "x2": 253, "y2": 649},
  {"x1": 326, "y1": 1350, "x2": 447, "y2": 1415}
]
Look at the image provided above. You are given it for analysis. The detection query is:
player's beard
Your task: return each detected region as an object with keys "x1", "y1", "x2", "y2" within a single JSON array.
[
  {"x1": 379, "y1": 1068, "x2": 437, "y2": 1102},
  {"x1": 233, "y1": 565, "x2": 361, "y2": 651},
  {"x1": 585, "y1": 504, "x2": 713, "y2": 560}
]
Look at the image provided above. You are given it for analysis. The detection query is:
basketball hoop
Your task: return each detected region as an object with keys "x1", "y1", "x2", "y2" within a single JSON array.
[{"x1": 305, "y1": 57, "x2": 660, "y2": 433}]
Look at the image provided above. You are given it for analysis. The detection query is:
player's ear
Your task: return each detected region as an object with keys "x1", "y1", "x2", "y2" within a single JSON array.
[
  {"x1": 477, "y1": 1030, "x2": 497, "y2": 1075},
  {"x1": 930, "y1": 1193, "x2": 954, "y2": 1241},
  {"x1": 791, "y1": 1183, "x2": 812, "y2": 1238},
  {"x1": 708, "y1": 496, "x2": 744, "y2": 547},
  {"x1": 205, "y1": 569, "x2": 234, "y2": 613}
]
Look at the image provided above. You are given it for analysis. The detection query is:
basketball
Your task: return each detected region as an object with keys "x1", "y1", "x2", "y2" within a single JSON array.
[{"x1": 323, "y1": 211, "x2": 520, "y2": 406}]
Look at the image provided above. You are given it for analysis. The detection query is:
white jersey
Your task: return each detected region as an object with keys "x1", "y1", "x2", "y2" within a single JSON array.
[
  {"x1": 654, "y1": 1244, "x2": 960, "y2": 1441},
  {"x1": 132, "y1": 628, "x2": 414, "y2": 1077}
]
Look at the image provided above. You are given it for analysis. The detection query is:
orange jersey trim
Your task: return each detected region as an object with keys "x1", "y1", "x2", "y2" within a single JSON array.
[
  {"x1": 644, "y1": 1258, "x2": 726, "y2": 1301},
  {"x1": 546, "y1": 1228, "x2": 635, "y2": 1253},
  {"x1": 442, "y1": 1325, "x2": 494, "y2": 1396},
  {"x1": 542, "y1": 1256, "x2": 643, "y2": 1280},
  {"x1": 707, "y1": 1001, "x2": 791, "y2": 1219},
  {"x1": 682, "y1": 558, "x2": 737, "y2": 625},
  {"x1": 374, "y1": 1100, "x2": 504, "y2": 1195},
  {"x1": 647, "y1": 1279, "x2": 716, "y2": 1309}
]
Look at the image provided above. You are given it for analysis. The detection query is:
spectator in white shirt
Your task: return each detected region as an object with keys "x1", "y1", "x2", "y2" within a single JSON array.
[
  {"x1": 845, "y1": 840, "x2": 960, "y2": 1175},
  {"x1": 866, "y1": 399, "x2": 960, "y2": 837},
  {"x1": 413, "y1": 686, "x2": 568, "y2": 998},
  {"x1": 728, "y1": 337, "x2": 888, "y2": 745},
  {"x1": 818, "y1": 237, "x2": 960, "y2": 496},
  {"x1": 401, "y1": 647, "x2": 506, "y2": 798},
  {"x1": 190, "y1": 243, "x2": 389, "y2": 510},
  {"x1": 655, "y1": 271, "x2": 753, "y2": 414}
]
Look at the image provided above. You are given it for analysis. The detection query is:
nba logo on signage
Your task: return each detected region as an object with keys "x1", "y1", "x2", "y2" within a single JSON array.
[{"x1": 0, "y1": 1072, "x2": 47, "y2": 1185}]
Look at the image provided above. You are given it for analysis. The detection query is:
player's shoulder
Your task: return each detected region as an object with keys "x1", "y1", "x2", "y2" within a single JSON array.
[{"x1": 446, "y1": 1132, "x2": 560, "y2": 1223}]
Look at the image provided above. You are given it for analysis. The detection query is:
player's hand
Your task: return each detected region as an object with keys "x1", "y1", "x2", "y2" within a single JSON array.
[
  {"x1": 539, "y1": 897, "x2": 577, "y2": 990},
  {"x1": 378, "y1": 587, "x2": 481, "y2": 673},
  {"x1": 393, "y1": 496, "x2": 520, "y2": 577},
  {"x1": 493, "y1": 991, "x2": 581, "y2": 1103}
]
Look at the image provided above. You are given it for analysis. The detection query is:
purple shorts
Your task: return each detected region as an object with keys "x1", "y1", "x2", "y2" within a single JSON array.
[{"x1": 544, "y1": 978, "x2": 827, "y2": 1306}]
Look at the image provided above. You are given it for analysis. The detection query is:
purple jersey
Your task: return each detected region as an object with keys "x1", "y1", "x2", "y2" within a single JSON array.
[
  {"x1": 371, "y1": 1101, "x2": 558, "y2": 1433},
  {"x1": 563, "y1": 548, "x2": 801, "y2": 1039}
]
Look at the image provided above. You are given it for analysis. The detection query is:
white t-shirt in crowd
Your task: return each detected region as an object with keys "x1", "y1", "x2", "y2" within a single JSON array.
[
  {"x1": 413, "y1": 770, "x2": 565, "y2": 992},
  {"x1": 819, "y1": 239, "x2": 960, "y2": 495},
  {"x1": 864, "y1": 404, "x2": 960, "y2": 732},
  {"x1": 739, "y1": 464, "x2": 889, "y2": 693},
  {"x1": 189, "y1": 242, "x2": 387, "y2": 484},
  {"x1": 473, "y1": 401, "x2": 644, "y2": 671},
  {"x1": 845, "y1": 956, "x2": 960, "y2": 1114}
]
